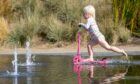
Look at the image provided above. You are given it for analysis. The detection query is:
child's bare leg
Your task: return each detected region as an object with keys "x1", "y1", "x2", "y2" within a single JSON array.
[
  {"x1": 98, "y1": 39, "x2": 128, "y2": 59},
  {"x1": 84, "y1": 41, "x2": 98, "y2": 61},
  {"x1": 82, "y1": 43, "x2": 94, "y2": 62},
  {"x1": 87, "y1": 44, "x2": 94, "y2": 60}
]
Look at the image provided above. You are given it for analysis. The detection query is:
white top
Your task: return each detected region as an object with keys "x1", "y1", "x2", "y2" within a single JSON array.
[{"x1": 80, "y1": 17, "x2": 104, "y2": 39}]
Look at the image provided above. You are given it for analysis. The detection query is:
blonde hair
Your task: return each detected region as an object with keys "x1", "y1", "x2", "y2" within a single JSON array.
[{"x1": 83, "y1": 5, "x2": 95, "y2": 18}]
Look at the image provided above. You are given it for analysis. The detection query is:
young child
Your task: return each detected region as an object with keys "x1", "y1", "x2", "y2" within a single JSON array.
[{"x1": 78, "y1": 5, "x2": 128, "y2": 61}]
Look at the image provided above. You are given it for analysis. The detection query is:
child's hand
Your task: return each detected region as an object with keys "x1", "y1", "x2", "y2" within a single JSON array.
[
  {"x1": 78, "y1": 23, "x2": 83, "y2": 32},
  {"x1": 78, "y1": 23, "x2": 83, "y2": 27}
]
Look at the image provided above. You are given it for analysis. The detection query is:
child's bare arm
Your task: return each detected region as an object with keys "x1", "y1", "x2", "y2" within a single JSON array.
[{"x1": 78, "y1": 23, "x2": 89, "y2": 31}]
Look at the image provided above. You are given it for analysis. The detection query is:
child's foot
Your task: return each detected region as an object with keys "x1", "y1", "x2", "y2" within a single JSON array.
[
  {"x1": 122, "y1": 49, "x2": 129, "y2": 60},
  {"x1": 82, "y1": 58, "x2": 94, "y2": 62},
  {"x1": 90, "y1": 57, "x2": 94, "y2": 61}
]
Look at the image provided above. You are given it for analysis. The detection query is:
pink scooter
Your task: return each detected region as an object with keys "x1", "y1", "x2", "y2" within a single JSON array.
[
  {"x1": 72, "y1": 32, "x2": 107, "y2": 65},
  {"x1": 72, "y1": 32, "x2": 82, "y2": 64}
]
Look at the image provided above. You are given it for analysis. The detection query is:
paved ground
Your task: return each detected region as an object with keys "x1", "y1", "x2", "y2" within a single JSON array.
[{"x1": 0, "y1": 45, "x2": 140, "y2": 57}]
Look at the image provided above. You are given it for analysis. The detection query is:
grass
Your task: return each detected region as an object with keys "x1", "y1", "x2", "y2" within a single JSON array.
[
  {"x1": 46, "y1": 14, "x2": 73, "y2": 42},
  {"x1": 8, "y1": 12, "x2": 41, "y2": 46},
  {"x1": 0, "y1": 0, "x2": 139, "y2": 47},
  {"x1": 0, "y1": 17, "x2": 9, "y2": 45},
  {"x1": 118, "y1": 27, "x2": 130, "y2": 43},
  {"x1": 113, "y1": 0, "x2": 140, "y2": 36},
  {"x1": 0, "y1": 0, "x2": 11, "y2": 17}
]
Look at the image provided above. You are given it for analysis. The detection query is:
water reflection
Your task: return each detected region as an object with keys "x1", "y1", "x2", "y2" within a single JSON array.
[
  {"x1": 12, "y1": 66, "x2": 33, "y2": 84},
  {"x1": 73, "y1": 64, "x2": 129, "y2": 84},
  {"x1": 0, "y1": 55, "x2": 140, "y2": 84},
  {"x1": 13, "y1": 77, "x2": 18, "y2": 84},
  {"x1": 26, "y1": 66, "x2": 34, "y2": 84}
]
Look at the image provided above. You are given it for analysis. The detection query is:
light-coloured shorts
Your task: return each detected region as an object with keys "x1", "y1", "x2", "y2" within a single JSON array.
[{"x1": 89, "y1": 35, "x2": 105, "y2": 46}]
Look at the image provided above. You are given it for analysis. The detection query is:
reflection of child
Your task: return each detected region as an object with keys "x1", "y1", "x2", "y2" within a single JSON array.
[
  {"x1": 78, "y1": 5, "x2": 128, "y2": 61},
  {"x1": 87, "y1": 65, "x2": 100, "y2": 84},
  {"x1": 87, "y1": 65, "x2": 94, "y2": 84}
]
